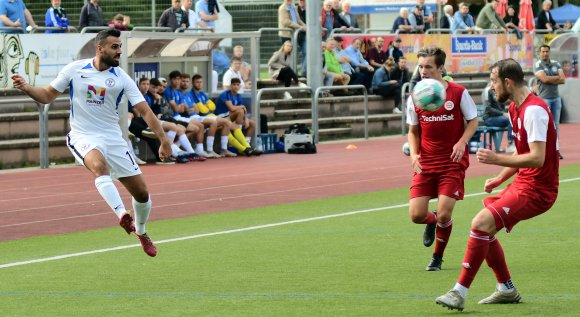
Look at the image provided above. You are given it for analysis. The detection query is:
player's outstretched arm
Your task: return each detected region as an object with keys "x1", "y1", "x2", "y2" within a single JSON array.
[{"x1": 11, "y1": 74, "x2": 59, "y2": 104}]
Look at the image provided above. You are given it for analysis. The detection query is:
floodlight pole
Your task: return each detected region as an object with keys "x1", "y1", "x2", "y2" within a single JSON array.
[{"x1": 306, "y1": 0, "x2": 322, "y2": 142}]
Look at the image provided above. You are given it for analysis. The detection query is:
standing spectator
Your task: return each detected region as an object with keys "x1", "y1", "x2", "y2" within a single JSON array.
[
  {"x1": 440, "y1": 5, "x2": 454, "y2": 30},
  {"x1": 339, "y1": 1, "x2": 358, "y2": 29},
  {"x1": 108, "y1": 14, "x2": 132, "y2": 31},
  {"x1": 158, "y1": 0, "x2": 189, "y2": 32},
  {"x1": 392, "y1": 7, "x2": 414, "y2": 34},
  {"x1": 416, "y1": 0, "x2": 433, "y2": 32},
  {"x1": 296, "y1": 0, "x2": 307, "y2": 76},
  {"x1": 0, "y1": 0, "x2": 37, "y2": 33},
  {"x1": 45, "y1": 0, "x2": 69, "y2": 33},
  {"x1": 278, "y1": 0, "x2": 305, "y2": 45},
  {"x1": 372, "y1": 58, "x2": 402, "y2": 113},
  {"x1": 232, "y1": 45, "x2": 251, "y2": 83},
  {"x1": 408, "y1": 5, "x2": 425, "y2": 34},
  {"x1": 268, "y1": 41, "x2": 303, "y2": 99},
  {"x1": 451, "y1": 2, "x2": 475, "y2": 33},
  {"x1": 223, "y1": 56, "x2": 251, "y2": 93},
  {"x1": 182, "y1": 0, "x2": 206, "y2": 29},
  {"x1": 386, "y1": 37, "x2": 404, "y2": 63},
  {"x1": 536, "y1": 0, "x2": 560, "y2": 32},
  {"x1": 78, "y1": 0, "x2": 105, "y2": 30},
  {"x1": 296, "y1": 0, "x2": 306, "y2": 22},
  {"x1": 196, "y1": 0, "x2": 219, "y2": 31},
  {"x1": 475, "y1": 0, "x2": 507, "y2": 32},
  {"x1": 367, "y1": 37, "x2": 387, "y2": 69},
  {"x1": 321, "y1": 0, "x2": 348, "y2": 39},
  {"x1": 535, "y1": 44, "x2": 565, "y2": 159}
]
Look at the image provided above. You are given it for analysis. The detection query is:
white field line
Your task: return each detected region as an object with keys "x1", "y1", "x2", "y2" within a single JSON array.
[{"x1": 1, "y1": 177, "x2": 579, "y2": 269}]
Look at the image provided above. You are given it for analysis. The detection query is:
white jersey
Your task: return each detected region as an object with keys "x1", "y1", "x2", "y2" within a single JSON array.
[{"x1": 51, "y1": 59, "x2": 145, "y2": 140}]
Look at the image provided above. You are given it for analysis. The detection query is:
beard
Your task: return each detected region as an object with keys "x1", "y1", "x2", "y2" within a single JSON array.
[
  {"x1": 496, "y1": 88, "x2": 509, "y2": 103},
  {"x1": 102, "y1": 54, "x2": 120, "y2": 68}
]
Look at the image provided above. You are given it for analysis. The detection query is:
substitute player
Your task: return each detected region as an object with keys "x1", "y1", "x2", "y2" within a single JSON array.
[
  {"x1": 11, "y1": 29, "x2": 170, "y2": 257},
  {"x1": 436, "y1": 59, "x2": 559, "y2": 311},
  {"x1": 406, "y1": 46, "x2": 478, "y2": 271}
]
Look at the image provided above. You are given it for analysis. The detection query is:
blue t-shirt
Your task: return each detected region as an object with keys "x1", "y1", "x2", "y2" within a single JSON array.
[
  {"x1": 215, "y1": 90, "x2": 243, "y2": 115},
  {"x1": 195, "y1": 0, "x2": 215, "y2": 27},
  {"x1": 191, "y1": 89, "x2": 210, "y2": 104},
  {"x1": 0, "y1": 0, "x2": 27, "y2": 33},
  {"x1": 213, "y1": 49, "x2": 231, "y2": 75}
]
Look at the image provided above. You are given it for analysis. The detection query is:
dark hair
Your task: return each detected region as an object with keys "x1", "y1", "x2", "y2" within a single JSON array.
[
  {"x1": 230, "y1": 78, "x2": 241, "y2": 85},
  {"x1": 231, "y1": 56, "x2": 242, "y2": 63},
  {"x1": 149, "y1": 78, "x2": 161, "y2": 86},
  {"x1": 192, "y1": 74, "x2": 203, "y2": 81},
  {"x1": 417, "y1": 46, "x2": 446, "y2": 67},
  {"x1": 138, "y1": 77, "x2": 149, "y2": 84},
  {"x1": 180, "y1": 73, "x2": 190, "y2": 79},
  {"x1": 490, "y1": 58, "x2": 525, "y2": 86},
  {"x1": 540, "y1": 44, "x2": 551, "y2": 51},
  {"x1": 169, "y1": 70, "x2": 181, "y2": 80},
  {"x1": 94, "y1": 28, "x2": 121, "y2": 46}
]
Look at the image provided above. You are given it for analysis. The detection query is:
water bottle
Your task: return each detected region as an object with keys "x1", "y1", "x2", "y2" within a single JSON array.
[{"x1": 256, "y1": 137, "x2": 263, "y2": 152}]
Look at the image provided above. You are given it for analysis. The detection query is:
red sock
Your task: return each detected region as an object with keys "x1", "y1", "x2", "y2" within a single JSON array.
[
  {"x1": 458, "y1": 229, "x2": 490, "y2": 288},
  {"x1": 420, "y1": 211, "x2": 436, "y2": 224},
  {"x1": 485, "y1": 237, "x2": 511, "y2": 283},
  {"x1": 433, "y1": 219, "x2": 453, "y2": 256}
]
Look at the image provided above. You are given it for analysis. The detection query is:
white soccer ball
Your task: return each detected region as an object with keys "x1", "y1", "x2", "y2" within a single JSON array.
[
  {"x1": 402, "y1": 142, "x2": 410, "y2": 156},
  {"x1": 411, "y1": 78, "x2": 446, "y2": 112}
]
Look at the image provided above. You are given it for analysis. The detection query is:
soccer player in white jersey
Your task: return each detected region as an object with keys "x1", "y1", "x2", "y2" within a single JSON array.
[
  {"x1": 436, "y1": 59, "x2": 559, "y2": 311},
  {"x1": 11, "y1": 29, "x2": 170, "y2": 257},
  {"x1": 406, "y1": 46, "x2": 479, "y2": 271}
]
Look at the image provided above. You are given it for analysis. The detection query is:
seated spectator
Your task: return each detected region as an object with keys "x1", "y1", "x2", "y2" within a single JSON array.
[
  {"x1": 483, "y1": 87, "x2": 515, "y2": 153},
  {"x1": 536, "y1": 0, "x2": 560, "y2": 32},
  {"x1": 232, "y1": 45, "x2": 252, "y2": 83},
  {"x1": 190, "y1": 74, "x2": 237, "y2": 157},
  {"x1": 45, "y1": 0, "x2": 69, "y2": 33},
  {"x1": 563, "y1": 20, "x2": 572, "y2": 30},
  {"x1": 214, "y1": 78, "x2": 262, "y2": 156},
  {"x1": 343, "y1": 37, "x2": 374, "y2": 90},
  {"x1": 79, "y1": 0, "x2": 105, "y2": 30},
  {"x1": 391, "y1": 56, "x2": 410, "y2": 86},
  {"x1": 392, "y1": 8, "x2": 414, "y2": 34},
  {"x1": 196, "y1": 0, "x2": 219, "y2": 30},
  {"x1": 321, "y1": 0, "x2": 348, "y2": 39},
  {"x1": 323, "y1": 38, "x2": 351, "y2": 95},
  {"x1": 386, "y1": 37, "x2": 404, "y2": 63},
  {"x1": 340, "y1": 1, "x2": 359, "y2": 29},
  {"x1": 367, "y1": 37, "x2": 387, "y2": 69},
  {"x1": 223, "y1": 56, "x2": 251, "y2": 93},
  {"x1": 440, "y1": 5, "x2": 454, "y2": 30},
  {"x1": 372, "y1": 58, "x2": 402, "y2": 113},
  {"x1": 503, "y1": 5, "x2": 522, "y2": 39},
  {"x1": 321, "y1": 41, "x2": 335, "y2": 90},
  {"x1": 268, "y1": 41, "x2": 304, "y2": 99},
  {"x1": 158, "y1": 0, "x2": 189, "y2": 32},
  {"x1": 0, "y1": 0, "x2": 37, "y2": 33},
  {"x1": 278, "y1": 0, "x2": 305, "y2": 45},
  {"x1": 475, "y1": 0, "x2": 507, "y2": 32},
  {"x1": 451, "y1": 2, "x2": 475, "y2": 33},
  {"x1": 408, "y1": 5, "x2": 425, "y2": 34},
  {"x1": 108, "y1": 14, "x2": 132, "y2": 31},
  {"x1": 417, "y1": 0, "x2": 433, "y2": 32},
  {"x1": 365, "y1": 37, "x2": 376, "y2": 60}
]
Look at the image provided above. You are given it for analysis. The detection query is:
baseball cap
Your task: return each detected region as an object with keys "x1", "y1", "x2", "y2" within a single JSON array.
[
  {"x1": 158, "y1": 77, "x2": 167, "y2": 84},
  {"x1": 395, "y1": 37, "x2": 402, "y2": 42}
]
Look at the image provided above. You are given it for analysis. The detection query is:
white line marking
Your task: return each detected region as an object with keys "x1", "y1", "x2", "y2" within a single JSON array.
[{"x1": 1, "y1": 177, "x2": 579, "y2": 269}]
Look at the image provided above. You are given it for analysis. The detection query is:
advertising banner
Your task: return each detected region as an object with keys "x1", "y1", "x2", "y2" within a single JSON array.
[{"x1": 350, "y1": 0, "x2": 436, "y2": 14}]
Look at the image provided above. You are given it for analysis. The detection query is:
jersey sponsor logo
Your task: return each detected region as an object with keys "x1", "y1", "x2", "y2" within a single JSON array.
[
  {"x1": 86, "y1": 86, "x2": 106, "y2": 105},
  {"x1": 444, "y1": 101, "x2": 454, "y2": 111},
  {"x1": 105, "y1": 78, "x2": 116, "y2": 87},
  {"x1": 421, "y1": 114, "x2": 455, "y2": 122}
]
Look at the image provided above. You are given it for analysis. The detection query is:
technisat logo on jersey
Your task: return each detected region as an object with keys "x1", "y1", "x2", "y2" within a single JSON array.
[
  {"x1": 86, "y1": 85, "x2": 106, "y2": 105},
  {"x1": 421, "y1": 101, "x2": 455, "y2": 122}
]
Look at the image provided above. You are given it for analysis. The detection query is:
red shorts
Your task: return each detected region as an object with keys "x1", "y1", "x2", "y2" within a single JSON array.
[
  {"x1": 483, "y1": 183, "x2": 557, "y2": 233},
  {"x1": 410, "y1": 169, "x2": 465, "y2": 200}
]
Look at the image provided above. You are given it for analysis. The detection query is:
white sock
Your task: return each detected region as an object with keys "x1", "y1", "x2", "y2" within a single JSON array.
[
  {"x1": 245, "y1": 136, "x2": 251, "y2": 144},
  {"x1": 132, "y1": 196, "x2": 152, "y2": 235},
  {"x1": 171, "y1": 144, "x2": 181, "y2": 157},
  {"x1": 221, "y1": 136, "x2": 229, "y2": 151},
  {"x1": 453, "y1": 283, "x2": 468, "y2": 298},
  {"x1": 206, "y1": 136, "x2": 215, "y2": 152},
  {"x1": 497, "y1": 280, "x2": 515, "y2": 292},
  {"x1": 179, "y1": 134, "x2": 195, "y2": 153},
  {"x1": 166, "y1": 130, "x2": 177, "y2": 142},
  {"x1": 196, "y1": 143, "x2": 204, "y2": 154},
  {"x1": 94, "y1": 175, "x2": 126, "y2": 219}
]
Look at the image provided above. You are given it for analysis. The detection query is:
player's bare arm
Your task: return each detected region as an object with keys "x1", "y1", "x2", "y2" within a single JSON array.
[
  {"x1": 407, "y1": 124, "x2": 422, "y2": 174},
  {"x1": 450, "y1": 118, "x2": 478, "y2": 162},
  {"x1": 12, "y1": 75, "x2": 59, "y2": 104},
  {"x1": 477, "y1": 141, "x2": 546, "y2": 168},
  {"x1": 133, "y1": 102, "x2": 172, "y2": 161}
]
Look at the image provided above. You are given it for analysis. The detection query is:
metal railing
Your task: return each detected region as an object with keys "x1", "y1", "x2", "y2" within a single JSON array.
[
  {"x1": 365, "y1": 28, "x2": 392, "y2": 34},
  {"x1": 480, "y1": 29, "x2": 507, "y2": 34},
  {"x1": 174, "y1": 26, "x2": 215, "y2": 33},
  {"x1": 425, "y1": 28, "x2": 452, "y2": 34},
  {"x1": 29, "y1": 26, "x2": 78, "y2": 33},
  {"x1": 401, "y1": 82, "x2": 410, "y2": 135},
  {"x1": 328, "y1": 27, "x2": 362, "y2": 39},
  {"x1": 131, "y1": 26, "x2": 173, "y2": 32},
  {"x1": 0, "y1": 26, "x2": 25, "y2": 33},
  {"x1": 0, "y1": 96, "x2": 69, "y2": 169},
  {"x1": 313, "y1": 85, "x2": 368, "y2": 142},
  {"x1": 80, "y1": 26, "x2": 110, "y2": 34}
]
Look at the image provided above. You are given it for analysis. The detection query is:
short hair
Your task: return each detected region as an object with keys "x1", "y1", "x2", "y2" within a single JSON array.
[
  {"x1": 149, "y1": 78, "x2": 161, "y2": 86},
  {"x1": 540, "y1": 44, "x2": 551, "y2": 51},
  {"x1": 139, "y1": 77, "x2": 149, "y2": 84},
  {"x1": 180, "y1": 73, "x2": 190, "y2": 79},
  {"x1": 231, "y1": 56, "x2": 242, "y2": 63},
  {"x1": 443, "y1": 5, "x2": 453, "y2": 14},
  {"x1": 385, "y1": 58, "x2": 395, "y2": 67},
  {"x1": 94, "y1": 28, "x2": 120, "y2": 47},
  {"x1": 400, "y1": 7, "x2": 408, "y2": 14},
  {"x1": 192, "y1": 74, "x2": 203, "y2": 81},
  {"x1": 169, "y1": 70, "x2": 181, "y2": 80},
  {"x1": 543, "y1": 0, "x2": 552, "y2": 6},
  {"x1": 417, "y1": 46, "x2": 446, "y2": 67},
  {"x1": 490, "y1": 58, "x2": 525, "y2": 86},
  {"x1": 458, "y1": 2, "x2": 468, "y2": 8},
  {"x1": 230, "y1": 77, "x2": 241, "y2": 85}
]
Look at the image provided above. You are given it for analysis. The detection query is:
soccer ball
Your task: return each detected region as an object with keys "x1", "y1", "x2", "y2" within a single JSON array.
[
  {"x1": 411, "y1": 78, "x2": 446, "y2": 112},
  {"x1": 402, "y1": 142, "x2": 410, "y2": 156}
]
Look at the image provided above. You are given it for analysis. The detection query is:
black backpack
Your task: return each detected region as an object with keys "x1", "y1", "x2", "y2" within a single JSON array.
[
  {"x1": 288, "y1": 142, "x2": 317, "y2": 154},
  {"x1": 285, "y1": 123, "x2": 310, "y2": 135}
]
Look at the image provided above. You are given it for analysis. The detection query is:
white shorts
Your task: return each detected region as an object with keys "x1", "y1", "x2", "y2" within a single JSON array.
[
  {"x1": 66, "y1": 133, "x2": 141, "y2": 179},
  {"x1": 200, "y1": 115, "x2": 218, "y2": 121}
]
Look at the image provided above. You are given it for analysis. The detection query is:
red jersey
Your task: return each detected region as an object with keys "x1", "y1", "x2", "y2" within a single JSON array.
[
  {"x1": 508, "y1": 93, "x2": 559, "y2": 193},
  {"x1": 408, "y1": 81, "x2": 478, "y2": 173}
]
